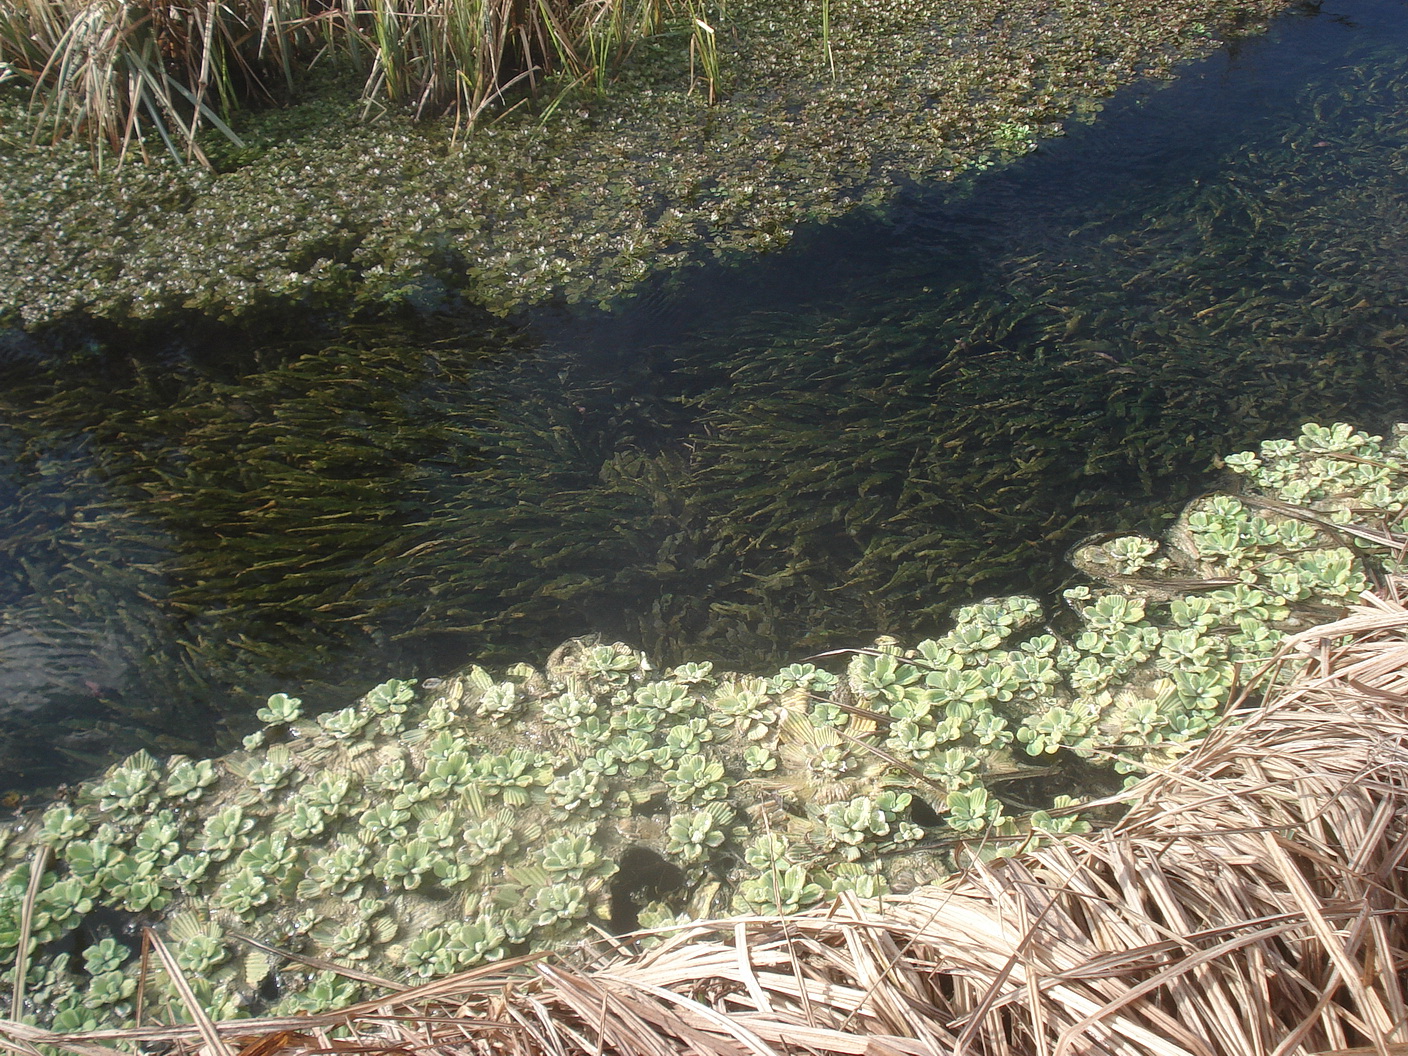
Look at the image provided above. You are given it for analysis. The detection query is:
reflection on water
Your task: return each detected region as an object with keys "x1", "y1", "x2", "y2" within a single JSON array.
[{"x1": 3, "y1": 0, "x2": 1408, "y2": 790}]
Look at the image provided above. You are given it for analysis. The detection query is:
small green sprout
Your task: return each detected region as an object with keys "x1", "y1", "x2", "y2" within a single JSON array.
[
  {"x1": 35, "y1": 878, "x2": 93, "y2": 930},
  {"x1": 477, "y1": 682, "x2": 518, "y2": 721},
  {"x1": 541, "y1": 835, "x2": 603, "y2": 879},
  {"x1": 238, "y1": 745, "x2": 300, "y2": 798},
  {"x1": 300, "y1": 839, "x2": 371, "y2": 898},
  {"x1": 365, "y1": 756, "x2": 408, "y2": 793},
  {"x1": 200, "y1": 806, "x2": 254, "y2": 860},
  {"x1": 1105, "y1": 535, "x2": 1159, "y2": 575},
  {"x1": 742, "y1": 745, "x2": 777, "y2": 772},
  {"x1": 921, "y1": 747, "x2": 980, "y2": 790},
  {"x1": 944, "y1": 622, "x2": 1002, "y2": 656},
  {"x1": 84, "y1": 969, "x2": 136, "y2": 1010},
  {"x1": 161, "y1": 854, "x2": 210, "y2": 892},
  {"x1": 164, "y1": 758, "x2": 217, "y2": 801},
  {"x1": 743, "y1": 833, "x2": 791, "y2": 871},
  {"x1": 945, "y1": 787, "x2": 998, "y2": 832},
  {"x1": 424, "y1": 751, "x2": 475, "y2": 797},
  {"x1": 769, "y1": 662, "x2": 834, "y2": 692},
  {"x1": 540, "y1": 691, "x2": 598, "y2": 730},
  {"x1": 319, "y1": 920, "x2": 372, "y2": 961},
  {"x1": 472, "y1": 749, "x2": 549, "y2": 806},
  {"x1": 974, "y1": 663, "x2": 1019, "y2": 703},
  {"x1": 1156, "y1": 629, "x2": 1225, "y2": 675},
  {"x1": 235, "y1": 834, "x2": 297, "y2": 884},
  {"x1": 63, "y1": 839, "x2": 122, "y2": 890},
  {"x1": 665, "y1": 803, "x2": 734, "y2": 862},
  {"x1": 282, "y1": 800, "x2": 330, "y2": 841},
  {"x1": 316, "y1": 706, "x2": 370, "y2": 739},
  {"x1": 358, "y1": 802, "x2": 411, "y2": 841},
  {"x1": 416, "y1": 813, "x2": 459, "y2": 848},
  {"x1": 887, "y1": 717, "x2": 940, "y2": 759},
  {"x1": 661, "y1": 718, "x2": 711, "y2": 757},
  {"x1": 738, "y1": 864, "x2": 825, "y2": 914},
  {"x1": 672, "y1": 661, "x2": 715, "y2": 684},
  {"x1": 547, "y1": 767, "x2": 606, "y2": 813},
  {"x1": 37, "y1": 804, "x2": 91, "y2": 847},
  {"x1": 94, "y1": 752, "x2": 160, "y2": 813},
  {"x1": 583, "y1": 645, "x2": 639, "y2": 685},
  {"x1": 634, "y1": 680, "x2": 691, "y2": 713},
  {"x1": 215, "y1": 869, "x2": 272, "y2": 916},
  {"x1": 83, "y1": 937, "x2": 129, "y2": 977},
  {"x1": 51, "y1": 1005, "x2": 100, "y2": 1033},
  {"x1": 174, "y1": 926, "x2": 229, "y2": 974},
  {"x1": 971, "y1": 710, "x2": 1012, "y2": 747},
  {"x1": 132, "y1": 813, "x2": 180, "y2": 864},
  {"x1": 529, "y1": 882, "x2": 588, "y2": 928},
  {"x1": 822, "y1": 796, "x2": 893, "y2": 858},
  {"x1": 304, "y1": 772, "x2": 354, "y2": 815},
  {"x1": 1017, "y1": 701, "x2": 1100, "y2": 757},
  {"x1": 256, "y1": 693, "x2": 302, "y2": 725},
  {"x1": 1082, "y1": 594, "x2": 1146, "y2": 634},
  {"x1": 925, "y1": 667, "x2": 987, "y2": 706},
  {"x1": 823, "y1": 863, "x2": 889, "y2": 899},
  {"x1": 443, "y1": 917, "x2": 507, "y2": 966},
  {"x1": 663, "y1": 756, "x2": 728, "y2": 803},
  {"x1": 282, "y1": 972, "x2": 363, "y2": 1013},
  {"x1": 1009, "y1": 655, "x2": 1061, "y2": 699},
  {"x1": 364, "y1": 678, "x2": 416, "y2": 712},
  {"x1": 1030, "y1": 796, "x2": 1091, "y2": 836},
  {"x1": 1065, "y1": 654, "x2": 1111, "y2": 695},
  {"x1": 887, "y1": 693, "x2": 933, "y2": 722},
  {"x1": 375, "y1": 838, "x2": 441, "y2": 890},
  {"x1": 462, "y1": 816, "x2": 516, "y2": 864},
  {"x1": 854, "y1": 653, "x2": 923, "y2": 704}
]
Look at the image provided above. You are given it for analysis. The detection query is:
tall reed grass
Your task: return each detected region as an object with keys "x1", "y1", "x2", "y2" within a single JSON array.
[{"x1": 0, "y1": 0, "x2": 668, "y2": 164}]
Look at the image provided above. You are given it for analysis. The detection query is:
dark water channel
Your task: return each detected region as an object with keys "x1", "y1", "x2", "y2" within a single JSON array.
[{"x1": 3, "y1": 0, "x2": 1408, "y2": 791}]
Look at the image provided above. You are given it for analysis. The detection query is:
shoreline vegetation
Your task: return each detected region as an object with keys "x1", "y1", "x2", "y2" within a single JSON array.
[
  {"x1": 0, "y1": 0, "x2": 1291, "y2": 331},
  {"x1": 8, "y1": 584, "x2": 1408, "y2": 1053},
  {"x1": 1, "y1": 420, "x2": 1406, "y2": 1031}
]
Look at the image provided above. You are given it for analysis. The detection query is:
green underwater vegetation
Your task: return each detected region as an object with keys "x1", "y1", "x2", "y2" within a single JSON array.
[
  {"x1": 2, "y1": 421, "x2": 1406, "y2": 1029},
  {"x1": 7, "y1": 22, "x2": 1408, "y2": 787}
]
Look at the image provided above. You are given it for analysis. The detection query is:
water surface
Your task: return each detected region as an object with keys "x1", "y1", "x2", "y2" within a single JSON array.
[{"x1": 2, "y1": 0, "x2": 1407, "y2": 790}]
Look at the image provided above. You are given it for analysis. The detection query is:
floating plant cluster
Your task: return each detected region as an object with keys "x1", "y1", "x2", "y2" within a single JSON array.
[
  {"x1": 0, "y1": 0, "x2": 1286, "y2": 328},
  {"x1": 1, "y1": 422, "x2": 1405, "y2": 1030}
]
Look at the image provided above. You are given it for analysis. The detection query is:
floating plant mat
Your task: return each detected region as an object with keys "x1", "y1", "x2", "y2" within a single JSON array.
[
  {"x1": 0, "y1": 0, "x2": 1290, "y2": 327},
  {"x1": 4, "y1": 1, "x2": 1408, "y2": 792}
]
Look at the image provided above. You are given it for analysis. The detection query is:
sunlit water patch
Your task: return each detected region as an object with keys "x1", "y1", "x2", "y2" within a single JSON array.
[{"x1": 3, "y1": 0, "x2": 1408, "y2": 791}]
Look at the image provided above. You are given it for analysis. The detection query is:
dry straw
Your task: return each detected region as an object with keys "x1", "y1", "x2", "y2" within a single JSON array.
[
  {"x1": 7, "y1": 580, "x2": 1408, "y2": 1056},
  {"x1": 1, "y1": 0, "x2": 667, "y2": 164}
]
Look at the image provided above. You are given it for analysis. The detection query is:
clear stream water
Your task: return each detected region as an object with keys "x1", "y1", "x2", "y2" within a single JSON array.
[{"x1": 2, "y1": 0, "x2": 1407, "y2": 791}]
